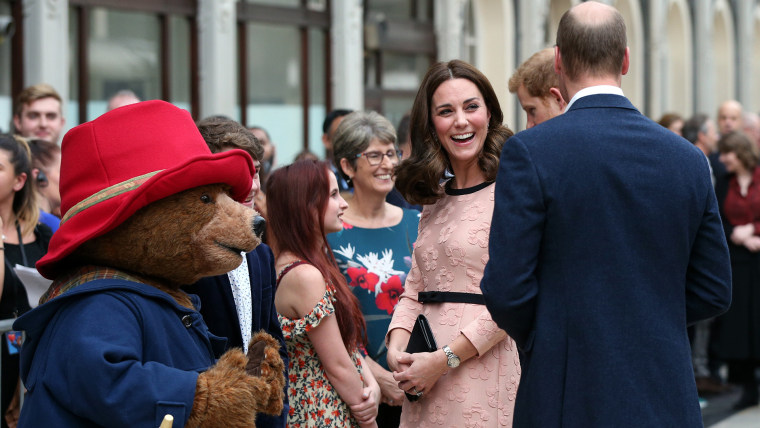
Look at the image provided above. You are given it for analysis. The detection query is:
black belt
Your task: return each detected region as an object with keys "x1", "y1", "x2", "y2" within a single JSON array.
[{"x1": 418, "y1": 291, "x2": 485, "y2": 305}]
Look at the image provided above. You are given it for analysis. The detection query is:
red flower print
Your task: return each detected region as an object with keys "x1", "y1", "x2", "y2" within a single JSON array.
[
  {"x1": 375, "y1": 275, "x2": 404, "y2": 314},
  {"x1": 342, "y1": 221, "x2": 353, "y2": 229},
  {"x1": 347, "y1": 267, "x2": 380, "y2": 292}
]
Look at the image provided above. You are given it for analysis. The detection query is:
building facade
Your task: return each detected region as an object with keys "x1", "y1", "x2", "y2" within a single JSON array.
[{"x1": 1, "y1": 0, "x2": 759, "y2": 163}]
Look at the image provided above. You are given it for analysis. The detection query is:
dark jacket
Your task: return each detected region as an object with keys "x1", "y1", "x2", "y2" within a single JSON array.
[
  {"x1": 481, "y1": 94, "x2": 732, "y2": 427},
  {"x1": 14, "y1": 279, "x2": 223, "y2": 427},
  {"x1": 184, "y1": 243, "x2": 288, "y2": 428}
]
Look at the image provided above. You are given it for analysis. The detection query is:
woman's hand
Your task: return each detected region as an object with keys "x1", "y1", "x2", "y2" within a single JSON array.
[
  {"x1": 386, "y1": 328, "x2": 411, "y2": 373},
  {"x1": 731, "y1": 223, "x2": 755, "y2": 245},
  {"x1": 349, "y1": 384, "x2": 379, "y2": 426},
  {"x1": 377, "y1": 367, "x2": 405, "y2": 406},
  {"x1": 392, "y1": 349, "x2": 448, "y2": 397},
  {"x1": 744, "y1": 235, "x2": 760, "y2": 252}
]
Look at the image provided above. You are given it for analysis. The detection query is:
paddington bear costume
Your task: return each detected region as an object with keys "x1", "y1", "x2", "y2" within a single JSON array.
[{"x1": 12, "y1": 101, "x2": 283, "y2": 427}]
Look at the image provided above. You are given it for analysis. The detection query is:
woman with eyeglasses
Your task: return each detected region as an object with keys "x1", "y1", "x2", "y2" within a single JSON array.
[{"x1": 327, "y1": 111, "x2": 419, "y2": 428}]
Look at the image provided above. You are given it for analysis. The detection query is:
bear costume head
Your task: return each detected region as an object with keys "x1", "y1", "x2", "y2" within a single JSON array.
[{"x1": 15, "y1": 101, "x2": 284, "y2": 427}]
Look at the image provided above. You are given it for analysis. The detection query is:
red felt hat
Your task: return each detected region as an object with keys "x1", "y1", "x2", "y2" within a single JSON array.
[{"x1": 36, "y1": 100, "x2": 254, "y2": 279}]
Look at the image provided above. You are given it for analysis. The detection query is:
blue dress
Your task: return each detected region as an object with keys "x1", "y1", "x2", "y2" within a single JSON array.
[{"x1": 327, "y1": 208, "x2": 419, "y2": 369}]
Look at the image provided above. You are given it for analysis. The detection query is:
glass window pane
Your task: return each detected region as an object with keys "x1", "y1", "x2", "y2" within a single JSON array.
[
  {"x1": 367, "y1": 0, "x2": 411, "y2": 21},
  {"x1": 308, "y1": 28, "x2": 326, "y2": 160},
  {"x1": 88, "y1": 8, "x2": 160, "y2": 120},
  {"x1": 382, "y1": 52, "x2": 428, "y2": 90},
  {"x1": 245, "y1": 23, "x2": 302, "y2": 168},
  {"x1": 0, "y1": 1, "x2": 12, "y2": 133},
  {"x1": 68, "y1": 6, "x2": 80, "y2": 125},
  {"x1": 169, "y1": 16, "x2": 191, "y2": 111},
  {"x1": 382, "y1": 95, "x2": 414, "y2": 133},
  {"x1": 245, "y1": 0, "x2": 300, "y2": 6}
]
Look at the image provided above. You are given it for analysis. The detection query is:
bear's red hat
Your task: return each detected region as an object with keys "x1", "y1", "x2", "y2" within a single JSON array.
[{"x1": 36, "y1": 100, "x2": 254, "y2": 279}]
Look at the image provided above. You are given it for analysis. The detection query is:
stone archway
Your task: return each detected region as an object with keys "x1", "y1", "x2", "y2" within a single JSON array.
[
  {"x1": 665, "y1": 0, "x2": 693, "y2": 117},
  {"x1": 712, "y1": 0, "x2": 736, "y2": 107},
  {"x1": 752, "y1": 6, "x2": 760, "y2": 113},
  {"x1": 612, "y1": 0, "x2": 644, "y2": 111},
  {"x1": 471, "y1": 0, "x2": 516, "y2": 127}
]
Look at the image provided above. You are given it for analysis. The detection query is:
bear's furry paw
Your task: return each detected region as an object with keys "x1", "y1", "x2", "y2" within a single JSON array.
[
  {"x1": 187, "y1": 349, "x2": 275, "y2": 428},
  {"x1": 246, "y1": 331, "x2": 285, "y2": 416}
]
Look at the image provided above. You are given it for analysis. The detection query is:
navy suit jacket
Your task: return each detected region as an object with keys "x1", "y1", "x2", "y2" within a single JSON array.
[
  {"x1": 481, "y1": 94, "x2": 731, "y2": 427},
  {"x1": 184, "y1": 243, "x2": 288, "y2": 428}
]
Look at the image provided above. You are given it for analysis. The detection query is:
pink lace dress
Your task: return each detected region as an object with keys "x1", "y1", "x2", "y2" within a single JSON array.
[{"x1": 387, "y1": 182, "x2": 521, "y2": 427}]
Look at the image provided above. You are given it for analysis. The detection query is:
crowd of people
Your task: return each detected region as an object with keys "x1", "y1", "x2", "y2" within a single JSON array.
[{"x1": 0, "y1": 1, "x2": 756, "y2": 426}]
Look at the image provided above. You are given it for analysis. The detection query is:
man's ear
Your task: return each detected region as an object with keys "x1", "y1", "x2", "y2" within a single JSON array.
[
  {"x1": 554, "y1": 46, "x2": 562, "y2": 76},
  {"x1": 549, "y1": 87, "x2": 566, "y2": 111},
  {"x1": 12, "y1": 115, "x2": 21, "y2": 133},
  {"x1": 621, "y1": 46, "x2": 630, "y2": 75}
]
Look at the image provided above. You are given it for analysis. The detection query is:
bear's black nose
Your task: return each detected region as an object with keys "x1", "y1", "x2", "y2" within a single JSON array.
[{"x1": 253, "y1": 215, "x2": 266, "y2": 239}]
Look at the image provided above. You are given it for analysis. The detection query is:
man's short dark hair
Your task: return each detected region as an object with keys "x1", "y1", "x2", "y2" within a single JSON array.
[
  {"x1": 196, "y1": 116, "x2": 263, "y2": 161},
  {"x1": 682, "y1": 114, "x2": 709, "y2": 145},
  {"x1": 556, "y1": 5, "x2": 627, "y2": 80},
  {"x1": 322, "y1": 109, "x2": 353, "y2": 134}
]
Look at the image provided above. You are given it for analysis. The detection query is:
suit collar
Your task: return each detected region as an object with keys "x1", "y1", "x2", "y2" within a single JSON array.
[
  {"x1": 565, "y1": 85, "x2": 623, "y2": 110},
  {"x1": 566, "y1": 93, "x2": 636, "y2": 113}
]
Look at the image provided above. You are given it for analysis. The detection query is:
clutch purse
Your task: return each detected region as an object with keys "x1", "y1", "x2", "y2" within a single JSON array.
[{"x1": 404, "y1": 314, "x2": 437, "y2": 401}]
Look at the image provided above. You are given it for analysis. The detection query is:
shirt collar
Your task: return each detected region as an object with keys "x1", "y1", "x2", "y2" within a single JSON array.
[{"x1": 565, "y1": 85, "x2": 625, "y2": 111}]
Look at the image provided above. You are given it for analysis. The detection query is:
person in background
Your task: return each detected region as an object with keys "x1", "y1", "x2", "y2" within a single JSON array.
[
  {"x1": 712, "y1": 131, "x2": 760, "y2": 410},
  {"x1": 182, "y1": 116, "x2": 288, "y2": 428},
  {"x1": 508, "y1": 47, "x2": 567, "y2": 129},
  {"x1": 0, "y1": 135, "x2": 53, "y2": 428},
  {"x1": 12, "y1": 84, "x2": 65, "y2": 145},
  {"x1": 385, "y1": 112, "x2": 420, "y2": 211},
  {"x1": 387, "y1": 59, "x2": 519, "y2": 427},
  {"x1": 323, "y1": 109, "x2": 354, "y2": 192},
  {"x1": 657, "y1": 112, "x2": 684, "y2": 136},
  {"x1": 27, "y1": 139, "x2": 62, "y2": 231},
  {"x1": 481, "y1": 2, "x2": 731, "y2": 425},
  {"x1": 294, "y1": 149, "x2": 319, "y2": 162},
  {"x1": 247, "y1": 126, "x2": 275, "y2": 223},
  {"x1": 742, "y1": 111, "x2": 760, "y2": 150},
  {"x1": 717, "y1": 100, "x2": 744, "y2": 136},
  {"x1": 106, "y1": 90, "x2": 141, "y2": 111},
  {"x1": 328, "y1": 111, "x2": 420, "y2": 427},
  {"x1": 267, "y1": 160, "x2": 381, "y2": 428}
]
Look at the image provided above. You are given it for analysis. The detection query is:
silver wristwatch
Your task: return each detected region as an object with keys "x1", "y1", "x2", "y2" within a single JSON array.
[{"x1": 442, "y1": 345, "x2": 460, "y2": 368}]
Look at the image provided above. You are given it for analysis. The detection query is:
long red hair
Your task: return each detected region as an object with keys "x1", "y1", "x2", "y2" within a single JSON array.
[{"x1": 266, "y1": 160, "x2": 367, "y2": 350}]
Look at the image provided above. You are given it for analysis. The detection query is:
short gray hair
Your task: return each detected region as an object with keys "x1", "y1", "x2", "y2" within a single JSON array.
[{"x1": 332, "y1": 111, "x2": 397, "y2": 184}]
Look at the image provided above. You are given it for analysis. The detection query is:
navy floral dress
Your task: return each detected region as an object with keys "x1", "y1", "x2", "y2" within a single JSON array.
[{"x1": 327, "y1": 208, "x2": 419, "y2": 369}]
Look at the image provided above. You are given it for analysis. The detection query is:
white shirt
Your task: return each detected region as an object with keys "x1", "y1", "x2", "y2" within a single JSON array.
[
  {"x1": 227, "y1": 256, "x2": 252, "y2": 354},
  {"x1": 564, "y1": 85, "x2": 625, "y2": 111}
]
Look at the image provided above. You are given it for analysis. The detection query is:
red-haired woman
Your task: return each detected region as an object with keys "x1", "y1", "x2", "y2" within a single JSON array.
[{"x1": 267, "y1": 160, "x2": 381, "y2": 428}]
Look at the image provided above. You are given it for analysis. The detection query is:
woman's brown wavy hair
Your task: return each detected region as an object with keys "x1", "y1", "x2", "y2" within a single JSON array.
[{"x1": 395, "y1": 60, "x2": 513, "y2": 205}]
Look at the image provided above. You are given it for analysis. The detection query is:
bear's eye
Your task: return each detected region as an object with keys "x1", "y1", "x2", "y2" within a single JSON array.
[{"x1": 200, "y1": 194, "x2": 212, "y2": 204}]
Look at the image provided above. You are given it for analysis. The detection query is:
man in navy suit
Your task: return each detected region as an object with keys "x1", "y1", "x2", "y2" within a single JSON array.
[
  {"x1": 184, "y1": 116, "x2": 288, "y2": 428},
  {"x1": 480, "y1": 2, "x2": 732, "y2": 426}
]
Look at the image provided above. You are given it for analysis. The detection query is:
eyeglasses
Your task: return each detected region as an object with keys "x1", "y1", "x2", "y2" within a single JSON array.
[{"x1": 355, "y1": 149, "x2": 401, "y2": 166}]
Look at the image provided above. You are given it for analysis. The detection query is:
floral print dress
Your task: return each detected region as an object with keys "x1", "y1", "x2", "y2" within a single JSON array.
[
  {"x1": 277, "y1": 260, "x2": 364, "y2": 428},
  {"x1": 327, "y1": 208, "x2": 420, "y2": 369}
]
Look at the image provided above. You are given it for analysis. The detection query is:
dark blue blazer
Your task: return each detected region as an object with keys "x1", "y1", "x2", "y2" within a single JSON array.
[
  {"x1": 184, "y1": 243, "x2": 288, "y2": 428},
  {"x1": 481, "y1": 94, "x2": 732, "y2": 427}
]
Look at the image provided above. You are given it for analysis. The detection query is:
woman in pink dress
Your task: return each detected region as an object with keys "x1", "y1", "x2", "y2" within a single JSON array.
[{"x1": 386, "y1": 60, "x2": 521, "y2": 427}]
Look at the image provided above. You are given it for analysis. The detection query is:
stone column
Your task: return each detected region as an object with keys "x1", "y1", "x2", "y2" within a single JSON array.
[
  {"x1": 693, "y1": 0, "x2": 714, "y2": 115},
  {"x1": 435, "y1": 0, "x2": 465, "y2": 61},
  {"x1": 197, "y1": 0, "x2": 237, "y2": 119},
  {"x1": 330, "y1": 0, "x2": 363, "y2": 111},
  {"x1": 23, "y1": 0, "x2": 70, "y2": 114}
]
